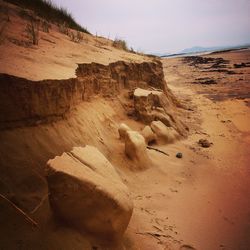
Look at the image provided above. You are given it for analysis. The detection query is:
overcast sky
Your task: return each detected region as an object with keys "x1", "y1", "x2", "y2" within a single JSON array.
[{"x1": 52, "y1": 0, "x2": 250, "y2": 54}]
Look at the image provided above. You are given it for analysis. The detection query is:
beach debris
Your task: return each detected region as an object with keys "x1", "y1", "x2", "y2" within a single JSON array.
[
  {"x1": 198, "y1": 139, "x2": 212, "y2": 148},
  {"x1": 180, "y1": 244, "x2": 196, "y2": 250},
  {"x1": 234, "y1": 62, "x2": 250, "y2": 68},
  {"x1": 220, "y1": 119, "x2": 231, "y2": 123},
  {"x1": 176, "y1": 152, "x2": 183, "y2": 158},
  {"x1": 193, "y1": 77, "x2": 216, "y2": 85},
  {"x1": 147, "y1": 146, "x2": 169, "y2": 156},
  {"x1": 0, "y1": 194, "x2": 38, "y2": 228}
]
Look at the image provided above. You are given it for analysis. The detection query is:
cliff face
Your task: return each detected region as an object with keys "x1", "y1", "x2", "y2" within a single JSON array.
[
  {"x1": 0, "y1": 75, "x2": 82, "y2": 129},
  {"x1": 0, "y1": 60, "x2": 168, "y2": 129},
  {"x1": 76, "y1": 61, "x2": 167, "y2": 98}
]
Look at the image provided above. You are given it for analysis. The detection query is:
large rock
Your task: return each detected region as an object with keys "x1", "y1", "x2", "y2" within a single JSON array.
[
  {"x1": 46, "y1": 145, "x2": 133, "y2": 242},
  {"x1": 133, "y1": 88, "x2": 163, "y2": 123},
  {"x1": 132, "y1": 88, "x2": 187, "y2": 137},
  {"x1": 150, "y1": 120, "x2": 179, "y2": 144},
  {"x1": 141, "y1": 125, "x2": 157, "y2": 144},
  {"x1": 124, "y1": 131, "x2": 151, "y2": 169},
  {"x1": 118, "y1": 123, "x2": 131, "y2": 140}
]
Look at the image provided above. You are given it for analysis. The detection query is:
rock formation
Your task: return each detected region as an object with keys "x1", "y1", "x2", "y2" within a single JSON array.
[
  {"x1": 76, "y1": 60, "x2": 167, "y2": 98},
  {"x1": 46, "y1": 145, "x2": 133, "y2": 242},
  {"x1": 124, "y1": 131, "x2": 152, "y2": 169},
  {"x1": 141, "y1": 125, "x2": 157, "y2": 144},
  {"x1": 118, "y1": 123, "x2": 131, "y2": 140},
  {"x1": 0, "y1": 74, "x2": 81, "y2": 129},
  {"x1": 151, "y1": 120, "x2": 179, "y2": 144},
  {"x1": 132, "y1": 87, "x2": 187, "y2": 135},
  {"x1": 133, "y1": 88, "x2": 163, "y2": 122},
  {"x1": 0, "y1": 60, "x2": 171, "y2": 130}
]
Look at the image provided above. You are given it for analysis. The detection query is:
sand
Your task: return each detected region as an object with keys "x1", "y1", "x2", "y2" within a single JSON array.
[
  {"x1": 0, "y1": 0, "x2": 150, "y2": 81},
  {"x1": 121, "y1": 50, "x2": 250, "y2": 250},
  {"x1": 0, "y1": 1, "x2": 250, "y2": 249}
]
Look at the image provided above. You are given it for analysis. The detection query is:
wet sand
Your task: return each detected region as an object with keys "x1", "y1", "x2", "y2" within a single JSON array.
[{"x1": 124, "y1": 49, "x2": 250, "y2": 250}]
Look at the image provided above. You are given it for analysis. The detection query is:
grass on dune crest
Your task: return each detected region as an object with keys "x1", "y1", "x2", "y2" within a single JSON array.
[{"x1": 4, "y1": 0, "x2": 90, "y2": 34}]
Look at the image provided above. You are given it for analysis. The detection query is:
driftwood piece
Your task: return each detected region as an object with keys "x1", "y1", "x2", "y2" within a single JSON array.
[
  {"x1": 0, "y1": 193, "x2": 38, "y2": 228},
  {"x1": 146, "y1": 146, "x2": 169, "y2": 156}
]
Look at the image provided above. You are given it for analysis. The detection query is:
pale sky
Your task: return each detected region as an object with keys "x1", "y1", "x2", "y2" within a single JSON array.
[{"x1": 52, "y1": 0, "x2": 250, "y2": 54}]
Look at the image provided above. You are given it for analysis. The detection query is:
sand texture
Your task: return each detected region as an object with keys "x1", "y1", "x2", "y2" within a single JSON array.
[{"x1": 0, "y1": 1, "x2": 250, "y2": 249}]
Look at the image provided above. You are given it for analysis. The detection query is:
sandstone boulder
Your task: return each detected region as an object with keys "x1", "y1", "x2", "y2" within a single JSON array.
[
  {"x1": 133, "y1": 88, "x2": 163, "y2": 123},
  {"x1": 141, "y1": 125, "x2": 157, "y2": 144},
  {"x1": 124, "y1": 131, "x2": 151, "y2": 169},
  {"x1": 46, "y1": 145, "x2": 133, "y2": 242},
  {"x1": 150, "y1": 120, "x2": 179, "y2": 144},
  {"x1": 132, "y1": 88, "x2": 187, "y2": 137},
  {"x1": 118, "y1": 123, "x2": 131, "y2": 140}
]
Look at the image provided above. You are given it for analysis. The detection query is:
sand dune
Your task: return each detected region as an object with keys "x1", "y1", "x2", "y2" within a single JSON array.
[{"x1": 0, "y1": 1, "x2": 249, "y2": 249}]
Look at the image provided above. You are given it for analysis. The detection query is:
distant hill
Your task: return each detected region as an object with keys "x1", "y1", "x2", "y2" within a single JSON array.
[
  {"x1": 180, "y1": 46, "x2": 222, "y2": 54},
  {"x1": 159, "y1": 43, "x2": 250, "y2": 58}
]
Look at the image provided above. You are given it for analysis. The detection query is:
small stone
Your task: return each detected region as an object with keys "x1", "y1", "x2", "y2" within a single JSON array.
[
  {"x1": 198, "y1": 139, "x2": 211, "y2": 148},
  {"x1": 126, "y1": 110, "x2": 135, "y2": 117},
  {"x1": 176, "y1": 152, "x2": 182, "y2": 158}
]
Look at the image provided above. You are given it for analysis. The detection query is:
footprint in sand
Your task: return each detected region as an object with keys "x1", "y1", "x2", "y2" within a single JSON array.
[{"x1": 169, "y1": 187, "x2": 178, "y2": 193}]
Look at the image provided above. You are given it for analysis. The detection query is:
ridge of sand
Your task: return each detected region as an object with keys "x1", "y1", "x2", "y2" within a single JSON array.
[
  {"x1": 0, "y1": 0, "x2": 151, "y2": 81},
  {"x1": 0, "y1": 1, "x2": 249, "y2": 249}
]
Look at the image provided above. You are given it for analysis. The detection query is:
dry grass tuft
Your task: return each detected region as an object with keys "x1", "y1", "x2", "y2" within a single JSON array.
[
  {"x1": 25, "y1": 17, "x2": 39, "y2": 45},
  {"x1": 5, "y1": 0, "x2": 90, "y2": 34},
  {"x1": 113, "y1": 38, "x2": 128, "y2": 51}
]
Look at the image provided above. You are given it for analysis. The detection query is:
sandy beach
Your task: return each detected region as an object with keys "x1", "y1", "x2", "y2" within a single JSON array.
[
  {"x1": 118, "y1": 49, "x2": 250, "y2": 250},
  {"x1": 0, "y1": 1, "x2": 249, "y2": 249}
]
